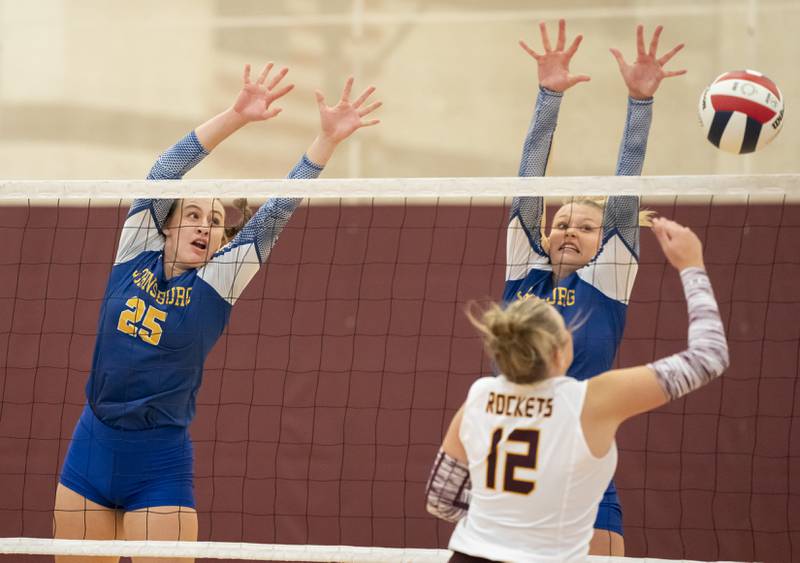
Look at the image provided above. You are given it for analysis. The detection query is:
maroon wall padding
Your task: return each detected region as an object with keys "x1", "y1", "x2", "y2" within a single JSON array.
[{"x1": 0, "y1": 201, "x2": 797, "y2": 563}]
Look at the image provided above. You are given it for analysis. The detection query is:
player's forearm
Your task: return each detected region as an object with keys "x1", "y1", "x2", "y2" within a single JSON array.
[
  {"x1": 221, "y1": 197, "x2": 302, "y2": 269},
  {"x1": 518, "y1": 87, "x2": 562, "y2": 178},
  {"x1": 601, "y1": 195, "x2": 641, "y2": 261},
  {"x1": 508, "y1": 196, "x2": 546, "y2": 261},
  {"x1": 195, "y1": 108, "x2": 250, "y2": 152},
  {"x1": 304, "y1": 134, "x2": 340, "y2": 168},
  {"x1": 509, "y1": 88, "x2": 560, "y2": 255},
  {"x1": 225, "y1": 153, "x2": 324, "y2": 263},
  {"x1": 147, "y1": 131, "x2": 209, "y2": 181},
  {"x1": 287, "y1": 152, "x2": 324, "y2": 181},
  {"x1": 425, "y1": 449, "x2": 471, "y2": 523},
  {"x1": 615, "y1": 97, "x2": 653, "y2": 176},
  {"x1": 648, "y1": 267, "x2": 729, "y2": 400},
  {"x1": 143, "y1": 130, "x2": 210, "y2": 231}
]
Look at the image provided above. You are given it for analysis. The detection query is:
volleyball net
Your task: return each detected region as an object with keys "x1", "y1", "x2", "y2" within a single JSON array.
[{"x1": 0, "y1": 174, "x2": 797, "y2": 562}]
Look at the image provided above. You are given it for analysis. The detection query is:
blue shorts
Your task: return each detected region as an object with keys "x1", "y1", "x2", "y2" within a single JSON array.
[
  {"x1": 593, "y1": 479, "x2": 623, "y2": 536},
  {"x1": 60, "y1": 405, "x2": 195, "y2": 511}
]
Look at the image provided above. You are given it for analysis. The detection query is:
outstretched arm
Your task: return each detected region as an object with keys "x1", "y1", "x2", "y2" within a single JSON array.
[
  {"x1": 508, "y1": 20, "x2": 589, "y2": 282},
  {"x1": 583, "y1": 219, "x2": 728, "y2": 454},
  {"x1": 199, "y1": 77, "x2": 382, "y2": 304},
  {"x1": 582, "y1": 25, "x2": 687, "y2": 298},
  {"x1": 116, "y1": 63, "x2": 294, "y2": 264},
  {"x1": 611, "y1": 24, "x2": 684, "y2": 176},
  {"x1": 517, "y1": 19, "x2": 589, "y2": 177}
]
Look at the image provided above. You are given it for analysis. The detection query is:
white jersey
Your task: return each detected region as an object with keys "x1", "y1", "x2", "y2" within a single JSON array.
[{"x1": 449, "y1": 375, "x2": 617, "y2": 563}]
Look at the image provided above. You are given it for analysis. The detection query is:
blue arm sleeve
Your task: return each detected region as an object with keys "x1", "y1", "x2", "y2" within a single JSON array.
[
  {"x1": 601, "y1": 97, "x2": 653, "y2": 260},
  {"x1": 615, "y1": 97, "x2": 653, "y2": 177},
  {"x1": 198, "y1": 154, "x2": 325, "y2": 304},
  {"x1": 128, "y1": 131, "x2": 210, "y2": 229},
  {"x1": 518, "y1": 87, "x2": 563, "y2": 177},
  {"x1": 115, "y1": 131, "x2": 209, "y2": 263},
  {"x1": 508, "y1": 88, "x2": 562, "y2": 266},
  {"x1": 226, "y1": 154, "x2": 324, "y2": 262}
]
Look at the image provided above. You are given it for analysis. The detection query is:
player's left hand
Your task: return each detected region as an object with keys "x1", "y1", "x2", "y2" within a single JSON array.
[
  {"x1": 610, "y1": 25, "x2": 686, "y2": 100},
  {"x1": 232, "y1": 62, "x2": 295, "y2": 122},
  {"x1": 315, "y1": 77, "x2": 382, "y2": 144}
]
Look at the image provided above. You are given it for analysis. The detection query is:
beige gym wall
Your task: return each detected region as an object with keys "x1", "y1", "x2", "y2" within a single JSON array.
[{"x1": 0, "y1": 0, "x2": 797, "y2": 181}]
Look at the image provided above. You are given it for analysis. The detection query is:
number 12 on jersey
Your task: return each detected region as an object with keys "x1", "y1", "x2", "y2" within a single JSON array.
[{"x1": 486, "y1": 428, "x2": 540, "y2": 495}]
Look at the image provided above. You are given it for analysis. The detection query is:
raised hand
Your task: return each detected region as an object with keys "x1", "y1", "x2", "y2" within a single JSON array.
[
  {"x1": 519, "y1": 19, "x2": 590, "y2": 93},
  {"x1": 305, "y1": 77, "x2": 382, "y2": 166},
  {"x1": 610, "y1": 25, "x2": 686, "y2": 100},
  {"x1": 652, "y1": 217, "x2": 705, "y2": 271},
  {"x1": 232, "y1": 62, "x2": 295, "y2": 122},
  {"x1": 315, "y1": 77, "x2": 382, "y2": 144}
]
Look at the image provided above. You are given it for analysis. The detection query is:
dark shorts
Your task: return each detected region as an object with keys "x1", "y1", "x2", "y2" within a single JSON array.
[
  {"x1": 59, "y1": 405, "x2": 194, "y2": 511},
  {"x1": 449, "y1": 552, "x2": 498, "y2": 563},
  {"x1": 594, "y1": 479, "x2": 624, "y2": 536}
]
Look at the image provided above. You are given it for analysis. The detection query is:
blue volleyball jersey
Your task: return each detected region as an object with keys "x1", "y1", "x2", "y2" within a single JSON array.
[
  {"x1": 504, "y1": 88, "x2": 653, "y2": 381},
  {"x1": 86, "y1": 131, "x2": 323, "y2": 430}
]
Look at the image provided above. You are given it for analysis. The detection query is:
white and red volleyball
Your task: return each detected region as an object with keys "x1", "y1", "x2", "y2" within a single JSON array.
[{"x1": 698, "y1": 69, "x2": 784, "y2": 154}]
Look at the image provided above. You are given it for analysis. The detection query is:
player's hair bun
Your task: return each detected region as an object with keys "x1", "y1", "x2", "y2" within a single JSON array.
[{"x1": 467, "y1": 298, "x2": 568, "y2": 384}]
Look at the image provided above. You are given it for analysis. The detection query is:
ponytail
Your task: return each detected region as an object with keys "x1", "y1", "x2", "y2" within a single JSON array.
[{"x1": 224, "y1": 198, "x2": 253, "y2": 242}]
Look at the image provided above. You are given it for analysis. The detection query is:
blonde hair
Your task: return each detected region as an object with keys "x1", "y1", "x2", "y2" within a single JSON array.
[
  {"x1": 467, "y1": 298, "x2": 568, "y2": 384},
  {"x1": 223, "y1": 198, "x2": 253, "y2": 243},
  {"x1": 539, "y1": 196, "x2": 655, "y2": 254}
]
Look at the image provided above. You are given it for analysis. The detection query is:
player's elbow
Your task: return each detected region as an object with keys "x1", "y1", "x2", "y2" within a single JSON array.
[
  {"x1": 696, "y1": 340, "x2": 730, "y2": 379},
  {"x1": 425, "y1": 494, "x2": 466, "y2": 523},
  {"x1": 717, "y1": 342, "x2": 730, "y2": 373},
  {"x1": 425, "y1": 449, "x2": 471, "y2": 523}
]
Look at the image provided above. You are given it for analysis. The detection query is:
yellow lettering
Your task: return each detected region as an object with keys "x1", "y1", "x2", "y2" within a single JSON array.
[
  {"x1": 185, "y1": 287, "x2": 192, "y2": 305},
  {"x1": 130, "y1": 268, "x2": 192, "y2": 308}
]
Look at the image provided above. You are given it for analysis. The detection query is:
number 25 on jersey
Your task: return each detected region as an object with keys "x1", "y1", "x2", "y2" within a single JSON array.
[
  {"x1": 487, "y1": 428, "x2": 540, "y2": 495},
  {"x1": 117, "y1": 297, "x2": 167, "y2": 346}
]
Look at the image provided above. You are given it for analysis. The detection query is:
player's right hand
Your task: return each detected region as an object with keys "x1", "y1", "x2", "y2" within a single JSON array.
[
  {"x1": 233, "y1": 62, "x2": 295, "y2": 122},
  {"x1": 519, "y1": 19, "x2": 590, "y2": 93},
  {"x1": 651, "y1": 217, "x2": 705, "y2": 271}
]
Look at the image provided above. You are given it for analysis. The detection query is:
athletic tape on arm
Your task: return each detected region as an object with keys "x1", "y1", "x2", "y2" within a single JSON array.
[{"x1": 425, "y1": 450, "x2": 471, "y2": 523}]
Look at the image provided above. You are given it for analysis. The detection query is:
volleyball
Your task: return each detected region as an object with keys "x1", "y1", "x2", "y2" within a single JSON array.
[{"x1": 698, "y1": 69, "x2": 784, "y2": 154}]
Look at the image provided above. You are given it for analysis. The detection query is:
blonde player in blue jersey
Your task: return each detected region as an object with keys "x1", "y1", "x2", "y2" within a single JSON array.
[
  {"x1": 427, "y1": 217, "x2": 729, "y2": 562},
  {"x1": 506, "y1": 20, "x2": 686, "y2": 555},
  {"x1": 53, "y1": 64, "x2": 381, "y2": 563}
]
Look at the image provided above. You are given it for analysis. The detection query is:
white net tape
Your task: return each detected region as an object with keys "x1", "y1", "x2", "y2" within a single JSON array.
[
  {"x1": 0, "y1": 173, "x2": 797, "y2": 200},
  {"x1": 0, "y1": 538, "x2": 744, "y2": 562}
]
